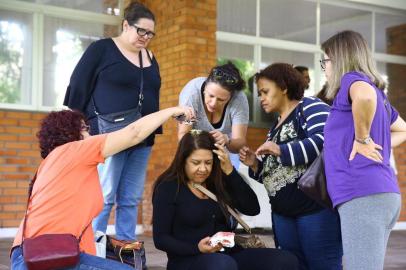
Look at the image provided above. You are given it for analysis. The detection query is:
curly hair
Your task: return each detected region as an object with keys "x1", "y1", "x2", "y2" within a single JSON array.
[
  {"x1": 255, "y1": 63, "x2": 306, "y2": 101},
  {"x1": 37, "y1": 110, "x2": 86, "y2": 159}
]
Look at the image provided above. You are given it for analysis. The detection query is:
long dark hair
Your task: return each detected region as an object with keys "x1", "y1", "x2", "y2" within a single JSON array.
[{"x1": 153, "y1": 131, "x2": 232, "y2": 220}]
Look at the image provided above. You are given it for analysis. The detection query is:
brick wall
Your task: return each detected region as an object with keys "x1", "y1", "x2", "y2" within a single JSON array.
[
  {"x1": 0, "y1": 111, "x2": 44, "y2": 227},
  {"x1": 387, "y1": 24, "x2": 406, "y2": 221}
]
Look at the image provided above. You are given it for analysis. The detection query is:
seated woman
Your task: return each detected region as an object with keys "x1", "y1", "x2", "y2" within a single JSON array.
[
  {"x1": 152, "y1": 130, "x2": 298, "y2": 270},
  {"x1": 10, "y1": 106, "x2": 194, "y2": 270}
]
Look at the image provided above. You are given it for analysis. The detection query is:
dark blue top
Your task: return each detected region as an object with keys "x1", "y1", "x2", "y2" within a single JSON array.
[{"x1": 63, "y1": 38, "x2": 162, "y2": 146}]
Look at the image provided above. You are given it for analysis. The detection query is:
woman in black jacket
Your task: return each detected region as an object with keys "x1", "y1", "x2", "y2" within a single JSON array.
[{"x1": 152, "y1": 130, "x2": 298, "y2": 270}]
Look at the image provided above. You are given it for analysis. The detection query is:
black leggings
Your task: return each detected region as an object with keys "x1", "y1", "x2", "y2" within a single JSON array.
[{"x1": 168, "y1": 248, "x2": 299, "y2": 270}]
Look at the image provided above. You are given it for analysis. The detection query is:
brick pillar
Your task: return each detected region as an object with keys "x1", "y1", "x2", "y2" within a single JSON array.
[
  {"x1": 131, "y1": 0, "x2": 217, "y2": 233},
  {"x1": 387, "y1": 24, "x2": 406, "y2": 221}
]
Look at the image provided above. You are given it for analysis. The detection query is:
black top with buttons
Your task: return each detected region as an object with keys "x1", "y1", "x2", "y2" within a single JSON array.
[{"x1": 152, "y1": 168, "x2": 260, "y2": 263}]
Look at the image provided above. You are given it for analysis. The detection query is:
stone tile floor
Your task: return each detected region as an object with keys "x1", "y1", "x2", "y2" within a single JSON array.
[{"x1": 1, "y1": 231, "x2": 405, "y2": 269}]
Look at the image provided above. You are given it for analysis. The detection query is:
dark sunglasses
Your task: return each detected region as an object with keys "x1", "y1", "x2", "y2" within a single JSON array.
[
  {"x1": 212, "y1": 68, "x2": 238, "y2": 85},
  {"x1": 132, "y1": 24, "x2": 155, "y2": 39},
  {"x1": 319, "y1": 58, "x2": 331, "y2": 71}
]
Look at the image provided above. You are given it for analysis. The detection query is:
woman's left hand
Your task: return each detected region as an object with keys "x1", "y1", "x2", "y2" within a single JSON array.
[
  {"x1": 349, "y1": 139, "x2": 383, "y2": 162},
  {"x1": 210, "y1": 130, "x2": 230, "y2": 146},
  {"x1": 255, "y1": 141, "x2": 281, "y2": 156},
  {"x1": 213, "y1": 143, "x2": 233, "y2": 175}
]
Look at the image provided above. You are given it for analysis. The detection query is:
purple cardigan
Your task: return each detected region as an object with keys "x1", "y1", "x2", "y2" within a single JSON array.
[{"x1": 324, "y1": 72, "x2": 399, "y2": 207}]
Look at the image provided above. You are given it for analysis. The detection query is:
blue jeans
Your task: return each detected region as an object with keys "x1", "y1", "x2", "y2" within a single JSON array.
[
  {"x1": 93, "y1": 146, "x2": 152, "y2": 241},
  {"x1": 11, "y1": 246, "x2": 133, "y2": 270},
  {"x1": 272, "y1": 209, "x2": 343, "y2": 270}
]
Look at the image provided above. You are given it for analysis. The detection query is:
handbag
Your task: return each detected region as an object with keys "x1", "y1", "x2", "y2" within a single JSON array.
[
  {"x1": 192, "y1": 183, "x2": 268, "y2": 249},
  {"x1": 93, "y1": 50, "x2": 144, "y2": 134},
  {"x1": 105, "y1": 235, "x2": 146, "y2": 270},
  {"x1": 297, "y1": 151, "x2": 333, "y2": 209},
  {"x1": 22, "y1": 173, "x2": 90, "y2": 270}
]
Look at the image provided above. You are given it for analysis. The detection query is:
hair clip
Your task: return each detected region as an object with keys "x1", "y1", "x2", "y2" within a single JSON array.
[{"x1": 190, "y1": 129, "x2": 203, "y2": 136}]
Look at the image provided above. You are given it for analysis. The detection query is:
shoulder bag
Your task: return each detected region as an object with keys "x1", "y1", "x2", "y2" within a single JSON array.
[
  {"x1": 192, "y1": 183, "x2": 267, "y2": 249},
  {"x1": 295, "y1": 101, "x2": 333, "y2": 209},
  {"x1": 93, "y1": 50, "x2": 145, "y2": 134},
  {"x1": 22, "y1": 173, "x2": 91, "y2": 270}
]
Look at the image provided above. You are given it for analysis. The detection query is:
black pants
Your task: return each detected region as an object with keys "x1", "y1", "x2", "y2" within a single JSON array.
[{"x1": 168, "y1": 248, "x2": 299, "y2": 270}]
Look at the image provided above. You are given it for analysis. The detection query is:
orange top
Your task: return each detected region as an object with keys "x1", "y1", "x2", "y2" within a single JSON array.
[{"x1": 13, "y1": 134, "x2": 107, "y2": 255}]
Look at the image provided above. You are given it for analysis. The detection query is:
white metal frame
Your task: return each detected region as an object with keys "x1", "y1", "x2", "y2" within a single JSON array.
[
  {"x1": 0, "y1": 0, "x2": 122, "y2": 111},
  {"x1": 217, "y1": 0, "x2": 406, "y2": 126}
]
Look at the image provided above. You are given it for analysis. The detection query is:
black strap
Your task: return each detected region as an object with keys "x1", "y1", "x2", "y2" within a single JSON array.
[
  {"x1": 22, "y1": 172, "x2": 91, "y2": 244},
  {"x1": 92, "y1": 50, "x2": 144, "y2": 114}
]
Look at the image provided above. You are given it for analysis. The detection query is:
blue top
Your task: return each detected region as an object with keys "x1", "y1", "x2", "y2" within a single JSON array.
[
  {"x1": 324, "y1": 71, "x2": 399, "y2": 207},
  {"x1": 249, "y1": 97, "x2": 330, "y2": 216},
  {"x1": 64, "y1": 38, "x2": 162, "y2": 146}
]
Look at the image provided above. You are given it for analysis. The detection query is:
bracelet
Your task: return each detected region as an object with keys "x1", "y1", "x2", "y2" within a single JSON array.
[{"x1": 355, "y1": 136, "x2": 372, "y2": 145}]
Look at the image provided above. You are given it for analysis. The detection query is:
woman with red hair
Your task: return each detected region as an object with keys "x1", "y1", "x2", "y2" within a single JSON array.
[{"x1": 10, "y1": 106, "x2": 194, "y2": 270}]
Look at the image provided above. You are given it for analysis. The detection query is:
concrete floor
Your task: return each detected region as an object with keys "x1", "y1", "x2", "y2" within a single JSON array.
[{"x1": 1, "y1": 231, "x2": 406, "y2": 269}]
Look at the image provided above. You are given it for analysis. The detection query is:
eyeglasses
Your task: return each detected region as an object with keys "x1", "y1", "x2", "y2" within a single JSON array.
[
  {"x1": 319, "y1": 58, "x2": 331, "y2": 71},
  {"x1": 132, "y1": 24, "x2": 155, "y2": 39},
  {"x1": 81, "y1": 124, "x2": 90, "y2": 132},
  {"x1": 212, "y1": 68, "x2": 238, "y2": 85}
]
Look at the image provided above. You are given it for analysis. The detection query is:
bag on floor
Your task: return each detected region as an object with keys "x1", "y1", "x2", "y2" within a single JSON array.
[{"x1": 105, "y1": 235, "x2": 147, "y2": 270}]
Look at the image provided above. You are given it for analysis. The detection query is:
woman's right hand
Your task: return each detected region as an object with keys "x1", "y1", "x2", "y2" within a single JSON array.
[
  {"x1": 198, "y1": 236, "x2": 223, "y2": 253},
  {"x1": 239, "y1": 146, "x2": 257, "y2": 167},
  {"x1": 172, "y1": 106, "x2": 196, "y2": 123}
]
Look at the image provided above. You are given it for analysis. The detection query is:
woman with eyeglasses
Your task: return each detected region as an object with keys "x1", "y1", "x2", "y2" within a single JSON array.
[
  {"x1": 64, "y1": 2, "x2": 161, "y2": 243},
  {"x1": 239, "y1": 63, "x2": 343, "y2": 270},
  {"x1": 178, "y1": 62, "x2": 249, "y2": 168},
  {"x1": 10, "y1": 106, "x2": 195, "y2": 270},
  {"x1": 321, "y1": 30, "x2": 406, "y2": 270}
]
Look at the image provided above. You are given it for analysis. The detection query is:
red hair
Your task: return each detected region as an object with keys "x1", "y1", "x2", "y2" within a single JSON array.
[{"x1": 37, "y1": 110, "x2": 86, "y2": 158}]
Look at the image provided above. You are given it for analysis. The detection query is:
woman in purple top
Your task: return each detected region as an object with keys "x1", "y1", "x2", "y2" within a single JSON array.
[{"x1": 322, "y1": 30, "x2": 406, "y2": 270}]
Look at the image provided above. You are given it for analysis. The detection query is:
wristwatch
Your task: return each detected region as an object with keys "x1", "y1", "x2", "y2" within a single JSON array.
[{"x1": 355, "y1": 136, "x2": 372, "y2": 145}]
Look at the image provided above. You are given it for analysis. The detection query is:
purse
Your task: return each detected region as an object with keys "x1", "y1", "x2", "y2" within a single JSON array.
[
  {"x1": 192, "y1": 183, "x2": 268, "y2": 249},
  {"x1": 22, "y1": 173, "x2": 90, "y2": 270},
  {"x1": 92, "y1": 50, "x2": 144, "y2": 134},
  {"x1": 297, "y1": 151, "x2": 333, "y2": 209},
  {"x1": 105, "y1": 235, "x2": 146, "y2": 270}
]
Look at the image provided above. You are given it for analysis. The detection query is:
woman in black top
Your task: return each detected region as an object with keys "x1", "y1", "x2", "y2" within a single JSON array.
[
  {"x1": 152, "y1": 130, "x2": 298, "y2": 270},
  {"x1": 63, "y1": 2, "x2": 160, "y2": 242}
]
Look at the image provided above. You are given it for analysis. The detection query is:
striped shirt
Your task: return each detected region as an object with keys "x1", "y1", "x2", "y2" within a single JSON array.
[
  {"x1": 249, "y1": 96, "x2": 330, "y2": 216},
  {"x1": 279, "y1": 96, "x2": 330, "y2": 167}
]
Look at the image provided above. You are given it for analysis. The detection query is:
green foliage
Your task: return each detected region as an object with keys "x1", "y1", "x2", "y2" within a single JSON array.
[{"x1": 0, "y1": 24, "x2": 22, "y2": 104}]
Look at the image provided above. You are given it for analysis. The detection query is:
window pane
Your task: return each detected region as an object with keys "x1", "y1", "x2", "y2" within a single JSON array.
[
  {"x1": 218, "y1": 0, "x2": 256, "y2": 36},
  {"x1": 217, "y1": 41, "x2": 255, "y2": 122},
  {"x1": 260, "y1": 0, "x2": 317, "y2": 44},
  {"x1": 20, "y1": 0, "x2": 120, "y2": 15},
  {"x1": 42, "y1": 17, "x2": 118, "y2": 107},
  {"x1": 261, "y1": 48, "x2": 315, "y2": 123},
  {"x1": 376, "y1": 14, "x2": 406, "y2": 55},
  {"x1": 321, "y1": 4, "x2": 372, "y2": 47},
  {"x1": 0, "y1": 10, "x2": 33, "y2": 105}
]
